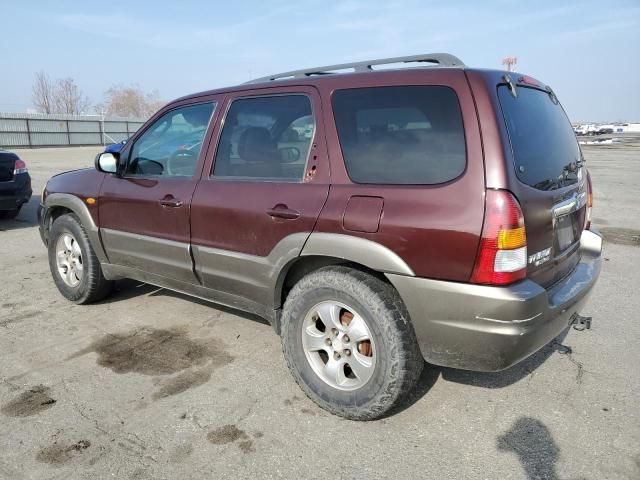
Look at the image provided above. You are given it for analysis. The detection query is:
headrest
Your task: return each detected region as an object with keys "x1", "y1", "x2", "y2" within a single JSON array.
[{"x1": 238, "y1": 127, "x2": 279, "y2": 163}]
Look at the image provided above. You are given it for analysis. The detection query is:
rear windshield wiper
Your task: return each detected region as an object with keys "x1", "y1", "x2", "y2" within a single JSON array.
[
  {"x1": 544, "y1": 86, "x2": 559, "y2": 105},
  {"x1": 503, "y1": 74, "x2": 517, "y2": 98},
  {"x1": 533, "y1": 178, "x2": 558, "y2": 191}
]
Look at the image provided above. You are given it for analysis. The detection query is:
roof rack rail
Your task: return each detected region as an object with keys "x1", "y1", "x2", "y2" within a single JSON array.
[{"x1": 247, "y1": 53, "x2": 465, "y2": 83}]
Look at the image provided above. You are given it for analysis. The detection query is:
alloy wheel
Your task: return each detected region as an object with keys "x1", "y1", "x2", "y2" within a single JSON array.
[
  {"x1": 301, "y1": 301, "x2": 376, "y2": 391},
  {"x1": 55, "y1": 233, "x2": 84, "y2": 287}
]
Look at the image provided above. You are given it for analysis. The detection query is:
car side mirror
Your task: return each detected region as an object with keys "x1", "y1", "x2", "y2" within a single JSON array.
[{"x1": 95, "y1": 152, "x2": 119, "y2": 174}]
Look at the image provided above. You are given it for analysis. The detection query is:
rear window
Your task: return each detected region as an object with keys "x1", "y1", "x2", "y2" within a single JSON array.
[
  {"x1": 498, "y1": 86, "x2": 582, "y2": 191},
  {"x1": 332, "y1": 86, "x2": 466, "y2": 184}
]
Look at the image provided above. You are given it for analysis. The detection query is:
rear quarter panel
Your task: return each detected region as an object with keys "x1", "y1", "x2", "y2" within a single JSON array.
[{"x1": 315, "y1": 69, "x2": 485, "y2": 281}]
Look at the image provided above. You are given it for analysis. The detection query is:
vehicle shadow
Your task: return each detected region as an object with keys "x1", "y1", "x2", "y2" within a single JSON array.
[
  {"x1": 382, "y1": 362, "x2": 441, "y2": 418},
  {"x1": 97, "y1": 279, "x2": 160, "y2": 304},
  {"x1": 99, "y1": 280, "x2": 571, "y2": 415},
  {"x1": 0, "y1": 194, "x2": 40, "y2": 232},
  {"x1": 101, "y1": 279, "x2": 270, "y2": 327},
  {"x1": 497, "y1": 417, "x2": 560, "y2": 480},
  {"x1": 439, "y1": 328, "x2": 571, "y2": 389},
  {"x1": 377, "y1": 328, "x2": 572, "y2": 417},
  {"x1": 149, "y1": 286, "x2": 271, "y2": 326}
]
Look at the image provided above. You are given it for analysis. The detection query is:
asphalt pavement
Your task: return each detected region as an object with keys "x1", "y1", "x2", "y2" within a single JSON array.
[{"x1": 0, "y1": 144, "x2": 638, "y2": 479}]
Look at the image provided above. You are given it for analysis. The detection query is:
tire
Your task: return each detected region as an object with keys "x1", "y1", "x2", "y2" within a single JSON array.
[
  {"x1": 281, "y1": 266, "x2": 423, "y2": 420},
  {"x1": 48, "y1": 213, "x2": 113, "y2": 304},
  {"x1": 0, "y1": 207, "x2": 20, "y2": 219}
]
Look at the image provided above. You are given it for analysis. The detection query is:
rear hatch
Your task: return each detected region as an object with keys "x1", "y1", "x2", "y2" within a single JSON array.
[
  {"x1": 0, "y1": 151, "x2": 16, "y2": 182},
  {"x1": 497, "y1": 82, "x2": 587, "y2": 288}
]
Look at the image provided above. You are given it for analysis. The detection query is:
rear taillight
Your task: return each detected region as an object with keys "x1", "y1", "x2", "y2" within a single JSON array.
[
  {"x1": 13, "y1": 159, "x2": 28, "y2": 175},
  {"x1": 585, "y1": 170, "x2": 593, "y2": 230},
  {"x1": 471, "y1": 190, "x2": 527, "y2": 286}
]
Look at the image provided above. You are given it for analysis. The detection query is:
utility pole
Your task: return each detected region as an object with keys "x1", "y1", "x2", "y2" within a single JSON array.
[
  {"x1": 502, "y1": 57, "x2": 518, "y2": 72},
  {"x1": 100, "y1": 108, "x2": 105, "y2": 146}
]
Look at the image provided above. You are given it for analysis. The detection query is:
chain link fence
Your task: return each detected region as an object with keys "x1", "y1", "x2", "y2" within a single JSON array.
[{"x1": 0, "y1": 112, "x2": 146, "y2": 148}]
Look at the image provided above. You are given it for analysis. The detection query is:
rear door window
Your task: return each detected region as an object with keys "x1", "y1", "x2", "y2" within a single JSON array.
[
  {"x1": 332, "y1": 86, "x2": 466, "y2": 184},
  {"x1": 212, "y1": 95, "x2": 314, "y2": 182},
  {"x1": 498, "y1": 86, "x2": 582, "y2": 191}
]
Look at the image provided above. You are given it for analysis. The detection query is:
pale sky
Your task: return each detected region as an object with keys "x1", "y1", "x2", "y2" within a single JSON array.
[{"x1": 2, "y1": 0, "x2": 639, "y2": 121}]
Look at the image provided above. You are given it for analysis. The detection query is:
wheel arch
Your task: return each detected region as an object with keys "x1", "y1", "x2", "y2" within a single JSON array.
[
  {"x1": 43, "y1": 193, "x2": 108, "y2": 263},
  {"x1": 43, "y1": 205, "x2": 73, "y2": 239},
  {"x1": 275, "y1": 233, "x2": 415, "y2": 311}
]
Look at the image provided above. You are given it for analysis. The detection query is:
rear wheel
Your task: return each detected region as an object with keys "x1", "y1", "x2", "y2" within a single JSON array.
[
  {"x1": 48, "y1": 213, "x2": 112, "y2": 304},
  {"x1": 281, "y1": 266, "x2": 423, "y2": 420}
]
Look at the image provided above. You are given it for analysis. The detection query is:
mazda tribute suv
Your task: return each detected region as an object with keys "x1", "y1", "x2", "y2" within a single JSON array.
[{"x1": 38, "y1": 53, "x2": 602, "y2": 420}]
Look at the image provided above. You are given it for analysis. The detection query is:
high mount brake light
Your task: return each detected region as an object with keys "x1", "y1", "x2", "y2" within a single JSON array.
[
  {"x1": 518, "y1": 75, "x2": 541, "y2": 87},
  {"x1": 471, "y1": 190, "x2": 527, "y2": 286},
  {"x1": 13, "y1": 159, "x2": 28, "y2": 175}
]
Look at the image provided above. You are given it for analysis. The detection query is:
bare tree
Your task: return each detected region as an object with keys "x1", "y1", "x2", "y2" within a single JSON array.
[
  {"x1": 53, "y1": 78, "x2": 91, "y2": 115},
  {"x1": 32, "y1": 71, "x2": 55, "y2": 114},
  {"x1": 97, "y1": 85, "x2": 164, "y2": 118},
  {"x1": 32, "y1": 73, "x2": 91, "y2": 114}
]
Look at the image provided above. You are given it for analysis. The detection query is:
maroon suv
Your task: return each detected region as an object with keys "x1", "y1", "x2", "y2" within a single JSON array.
[{"x1": 38, "y1": 54, "x2": 602, "y2": 420}]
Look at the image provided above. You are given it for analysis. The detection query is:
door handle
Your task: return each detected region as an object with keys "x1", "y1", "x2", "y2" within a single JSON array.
[
  {"x1": 159, "y1": 196, "x2": 183, "y2": 208},
  {"x1": 266, "y1": 204, "x2": 300, "y2": 220}
]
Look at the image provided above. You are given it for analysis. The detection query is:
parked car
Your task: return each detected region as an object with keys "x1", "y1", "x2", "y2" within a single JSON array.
[
  {"x1": 38, "y1": 53, "x2": 602, "y2": 420},
  {"x1": 0, "y1": 149, "x2": 32, "y2": 219},
  {"x1": 574, "y1": 124, "x2": 598, "y2": 136}
]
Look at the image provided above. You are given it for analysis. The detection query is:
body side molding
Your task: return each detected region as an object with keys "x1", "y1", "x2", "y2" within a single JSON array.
[
  {"x1": 301, "y1": 233, "x2": 415, "y2": 276},
  {"x1": 101, "y1": 228, "x2": 197, "y2": 284},
  {"x1": 43, "y1": 193, "x2": 108, "y2": 263},
  {"x1": 192, "y1": 232, "x2": 310, "y2": 308}
]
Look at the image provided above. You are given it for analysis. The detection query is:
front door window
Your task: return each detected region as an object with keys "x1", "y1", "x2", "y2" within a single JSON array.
[{"x1": 127, "y1": 102, "x2": 215, "y2": 177}]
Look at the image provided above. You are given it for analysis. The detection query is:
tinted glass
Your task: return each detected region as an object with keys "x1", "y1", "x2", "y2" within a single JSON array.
[
  {"x1": 498, "y1": 86, "x2": 581, "y2": 191},
  {"x1": 213, "y1": 95, "x2": 314, "y2": 181},
  {"x1": 127, "y1": 103, "x2": 214, "y2": 177},
  {"x1": 0, "y1": 152, "x2": 17, "y2": 182},
  {"x1": 332, "y1": 86, "x2": 466, "y2": 184}
]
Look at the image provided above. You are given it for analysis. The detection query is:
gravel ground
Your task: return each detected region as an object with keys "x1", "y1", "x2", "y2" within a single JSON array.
[{"x1": 0, "y1": 144, "x2": 638, "y2": 480}]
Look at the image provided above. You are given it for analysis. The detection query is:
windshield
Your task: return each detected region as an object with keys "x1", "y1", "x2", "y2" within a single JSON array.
[{"x1": 498, "y1": 85, "x2": 582, "y2": 191}]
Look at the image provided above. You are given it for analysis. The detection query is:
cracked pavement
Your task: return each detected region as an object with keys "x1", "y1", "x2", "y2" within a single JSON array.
[{"x1": 0, "y1": 145, "x2": 639, "y2": 479}]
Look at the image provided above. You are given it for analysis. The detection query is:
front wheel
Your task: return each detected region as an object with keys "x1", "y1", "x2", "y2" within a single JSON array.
[
  {"x1": 48, "y1": 213, "x2": 113, "y2": 304},
  {"x1": 281, "y1": 266, "x2": 423, "y2": 420}
]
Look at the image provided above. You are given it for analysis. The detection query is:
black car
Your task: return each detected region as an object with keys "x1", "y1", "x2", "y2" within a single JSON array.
[{"x1": 0, "y1": 149, "x2": 32, "y2": 219}]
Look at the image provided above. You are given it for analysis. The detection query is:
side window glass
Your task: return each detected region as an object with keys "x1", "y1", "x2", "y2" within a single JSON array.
[
  {"x1": 212, "y1": 95, "x2": 314, "y2": 181},
  {"x1": 127, "y1": 103, "x2": 215, "y2": 177},
  {"x1": 332, "y1": 86, "x2": 466, "y2": 184}
]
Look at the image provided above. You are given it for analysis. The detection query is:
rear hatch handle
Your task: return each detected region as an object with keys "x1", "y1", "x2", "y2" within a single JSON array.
[{"x1": 553, "y1": 192, "x2": 587, "y2": 218}]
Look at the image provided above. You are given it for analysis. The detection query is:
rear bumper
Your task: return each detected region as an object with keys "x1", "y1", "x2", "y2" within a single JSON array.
[
  {"x1": 387, "y1": 229, "x2": 602, "y2": 371},
  {"x1": 0, "y1": 174, "x2": 32, "y2": 211},
  {"x1": 37, "y1": 203, "x2": 46, "y2": 244}
]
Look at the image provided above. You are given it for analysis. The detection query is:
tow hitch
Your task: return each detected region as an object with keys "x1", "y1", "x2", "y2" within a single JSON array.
[{"x1": 570, "y1": 313, "x2": 592, "y2": 331}]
